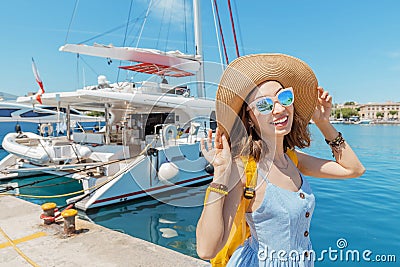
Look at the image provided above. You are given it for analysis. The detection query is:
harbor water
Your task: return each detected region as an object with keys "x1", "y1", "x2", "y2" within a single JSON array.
[{"x1": 1, "y1": 124, "x2": 399, "y2": 266}]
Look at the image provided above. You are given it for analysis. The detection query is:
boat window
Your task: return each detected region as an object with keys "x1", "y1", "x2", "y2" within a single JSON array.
[
  {"x1": 20, "y1": 111, "x2": 54, "y2": 117},
  {"x1": 131, "y1": 112, "x2": 175, "y2": 137},
  {"x1": 0, "y1": 109, "x2": 19, "y2": 117}
]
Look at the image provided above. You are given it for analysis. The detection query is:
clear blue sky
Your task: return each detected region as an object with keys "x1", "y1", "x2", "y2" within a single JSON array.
[{"x1": 1, "y1": 0, "x2": 399, "y2": 104}]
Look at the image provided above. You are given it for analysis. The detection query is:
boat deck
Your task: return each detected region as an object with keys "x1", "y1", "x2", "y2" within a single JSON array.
[{"x1": 0, "y1": 196, "x2": 210, "y2": 266}]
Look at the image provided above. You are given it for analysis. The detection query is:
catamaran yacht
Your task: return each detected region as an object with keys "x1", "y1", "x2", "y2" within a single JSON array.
[
  {"x1": 0, "y1": 0, "x2": 228, "y2": 209},
  {"x1": 10, "y1": 72, "x2": 215, "y2": 209}
]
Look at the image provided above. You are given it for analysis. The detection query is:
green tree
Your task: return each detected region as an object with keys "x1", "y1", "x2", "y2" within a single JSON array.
[
  {"x1": 389, "y1": 110, "x2": 398, "y2": 119},
  {"x1": 86, "y1": 111, "x2": 105, "y2": 117},
  {"x1": 376, "y1": 112, "x2": 384, "y2": 118},
  {"x1": 344, "y1": 101, "x2": 355, "y2": 105},
  {"x1": 335, "y1": 108, "x2": 358, "y2": 119}
]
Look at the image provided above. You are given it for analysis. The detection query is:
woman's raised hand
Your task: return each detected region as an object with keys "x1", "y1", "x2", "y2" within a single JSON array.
[
  {"x1": 201, "y1": 128, "x2": 232, "y2": 172},
  {"x1": 312, "y1": 86, "x2": 333, "y2": 124}
]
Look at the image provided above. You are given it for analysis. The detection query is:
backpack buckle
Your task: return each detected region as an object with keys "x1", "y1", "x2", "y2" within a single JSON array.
[{"x1": 244, "y1": 187, "x2": 255, "y2": 199}]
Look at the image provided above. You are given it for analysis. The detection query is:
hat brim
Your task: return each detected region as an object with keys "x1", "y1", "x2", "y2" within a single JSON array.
[{"x1": 216, "y1": 53, "x2": 318, "y2": 138}]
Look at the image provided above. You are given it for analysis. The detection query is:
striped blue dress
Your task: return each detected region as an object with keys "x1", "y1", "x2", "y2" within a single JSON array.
[{"x1": 227, "y1": 173, "x2": 315, "y2": 267}]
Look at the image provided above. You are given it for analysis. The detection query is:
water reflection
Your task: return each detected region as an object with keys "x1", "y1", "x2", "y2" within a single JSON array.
[{"x1": 83, "y1": 186, "x2": 207, "y2": 257}]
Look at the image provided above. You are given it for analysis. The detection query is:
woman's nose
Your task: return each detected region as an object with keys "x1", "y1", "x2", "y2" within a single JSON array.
[{"x1": 272, "y1": 101, "x2": 285, "y2": 114}]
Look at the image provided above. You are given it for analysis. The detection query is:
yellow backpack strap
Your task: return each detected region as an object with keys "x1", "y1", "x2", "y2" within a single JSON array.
[
  {"x1": 240, "y1": 156, "x2": 257, "y2": 199},
  {"x1": 286, "y1": 148, "x2": 298, "y2": 167},
  {"x1": 240, "y1": 151, "x2": 296, "y2": 200},
  {"x1": 210, "y1": 157, "x2": 255, "y2": 267}
]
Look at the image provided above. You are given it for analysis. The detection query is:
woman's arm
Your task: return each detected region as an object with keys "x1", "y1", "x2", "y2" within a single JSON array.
[
  {"x1": 297, "y1": 87, "x2": 365, "y2": 178},
  {"x1": 196, "y1": 129, "x2": 244, "y2": 259},
  {"x1": 196, "y1": 161, "x2": 243, "y2": 259}
]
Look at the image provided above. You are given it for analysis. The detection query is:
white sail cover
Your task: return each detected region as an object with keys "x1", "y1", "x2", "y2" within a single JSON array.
[{"x1": 59, "y1": 44, "x2": 201, "y2": 73}]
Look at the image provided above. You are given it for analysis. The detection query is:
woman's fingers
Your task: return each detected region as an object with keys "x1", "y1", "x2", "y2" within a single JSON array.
[
  {"x1": 200, "y1": 138, "x2": 206, "y2": 152},
  {"x1": 201, "y1": 138, "x2": 214, "y2": 163},
  {"x1": 316, "y1": 87, "x2": 332, "y2": 106},
  {"x1": 317, "y1": 86, "x2": 324, "y2": 96},
  {"x1": 208, "y1": 128, "x2": 213, "y2": 139},
  {"x1": 215, "y1": 128, "x2": 222, "y2": 149},
  {"x1": 321, "y1": 90, "x2": 329, "y2": 100},
  {"x1": 206, "y1": 130, "x2": 212, "y2": 150},
  {"x1": 221, "y1": 134, "x2": 230, "y2": 151}
]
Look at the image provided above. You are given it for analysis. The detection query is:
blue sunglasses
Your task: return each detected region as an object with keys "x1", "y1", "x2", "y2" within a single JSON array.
[{"x1": 248, "y1": 87, "x2": 294, "y2": 115}]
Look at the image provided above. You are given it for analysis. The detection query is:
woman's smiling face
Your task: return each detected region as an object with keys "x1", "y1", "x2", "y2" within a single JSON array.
[{"x1": 246, "y1": 80, "x2": 294, "y2": 138}]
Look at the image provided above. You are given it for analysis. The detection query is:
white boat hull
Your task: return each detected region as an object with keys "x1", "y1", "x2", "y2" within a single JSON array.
[{"x1": 68, "y1": 143, "x2": 213, "y2": 210}]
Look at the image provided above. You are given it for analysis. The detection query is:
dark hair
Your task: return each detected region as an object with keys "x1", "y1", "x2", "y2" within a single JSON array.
[
  {"x1": 229, "y1": 91, "x2": 311, "y2": 162},
  {"x1": 229, "y1": 103, "x2": 263, "y2": 162}
]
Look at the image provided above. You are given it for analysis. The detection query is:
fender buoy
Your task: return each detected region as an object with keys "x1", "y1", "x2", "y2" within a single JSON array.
[
  {"x1": 40, "y1": 123, "x2": 54, "y2": 135},
  {"x1": 158, "y1": 162, "x2": 179, "y2": 182}
]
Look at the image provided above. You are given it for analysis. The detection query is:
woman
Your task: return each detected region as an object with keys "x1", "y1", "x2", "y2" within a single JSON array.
[{"x1": 196, "y1": 54, "x2": 365, "y2": 266}]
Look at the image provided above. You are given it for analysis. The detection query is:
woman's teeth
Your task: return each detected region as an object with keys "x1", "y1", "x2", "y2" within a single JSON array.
[{"x1": 273, "y1": 116, "x2": 288, "y2": 125}]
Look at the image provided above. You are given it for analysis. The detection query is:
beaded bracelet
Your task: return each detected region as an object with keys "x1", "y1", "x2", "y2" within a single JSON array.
[
  {"x1": 209, "y1": 182, "x2": 228, "y2": 193},
  {"x1": 203, "y1": 183, "x2": 228, "y2": 205},
  {"x1": 207, "y1": 186, "x2": 229, "y2": 195},
  {"x1": 325, "y1": 132, "x2": 345, "y2": 157}
]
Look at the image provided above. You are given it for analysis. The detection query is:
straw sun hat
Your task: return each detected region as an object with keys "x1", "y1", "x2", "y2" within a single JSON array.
[{"x1": 216, "y1": 53, "x2": 318, "y2": 138}]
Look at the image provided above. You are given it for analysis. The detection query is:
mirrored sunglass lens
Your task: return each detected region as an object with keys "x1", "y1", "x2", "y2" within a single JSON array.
[
  {"x1": 278, "y1": 90, "x2": 294, "y2": 106},
  {"x1": 256, "y1": 98, "x2": 274, "y2": 114}
]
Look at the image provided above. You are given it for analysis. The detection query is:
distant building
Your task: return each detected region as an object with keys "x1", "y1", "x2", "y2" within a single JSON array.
[
  {"x1": 359, "y1": 101, "x2": 400, "y2": 120},
  {"x1": 336, "y1": 102, "x2": 359, "y2": 110}
]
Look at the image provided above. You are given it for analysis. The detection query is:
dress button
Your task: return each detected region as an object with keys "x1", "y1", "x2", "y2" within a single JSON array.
[
  {"x1": 304, "y1": 230, "x2": 309, "y2": 237},
  {"x1": 305, "y1": 211, "x2": 310, "y2": 218},
  {"x1": 299, "y1": 192, "x2": 305, "y2": 199}
]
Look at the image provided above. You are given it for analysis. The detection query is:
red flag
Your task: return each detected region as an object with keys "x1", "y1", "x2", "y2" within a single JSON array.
[
  {"x1": 32, "y1": 58, "x2": 44, "y2": 104},
  {"x1": 35, "y1": 94, "x2": 42, "y2": 104}
]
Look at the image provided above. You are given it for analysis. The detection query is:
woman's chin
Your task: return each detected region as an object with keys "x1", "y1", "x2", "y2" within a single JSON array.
[{"x1": 273, "y1": 121, "x2": 293, "y2": 135}]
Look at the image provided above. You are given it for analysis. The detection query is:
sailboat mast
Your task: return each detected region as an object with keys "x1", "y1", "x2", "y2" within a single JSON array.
[{"x1": 193, "y1": 0, "x2": 205, "y2": 98}]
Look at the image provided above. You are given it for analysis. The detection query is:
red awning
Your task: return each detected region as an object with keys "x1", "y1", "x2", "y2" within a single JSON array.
[{"x1": 119, "y1": 63, "x2": 195, "y2": 77}]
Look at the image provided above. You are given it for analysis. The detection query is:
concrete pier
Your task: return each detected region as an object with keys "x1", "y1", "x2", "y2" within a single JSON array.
[{"x1": 0, "y1": 196, "x2": 210, "y2": 267}]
